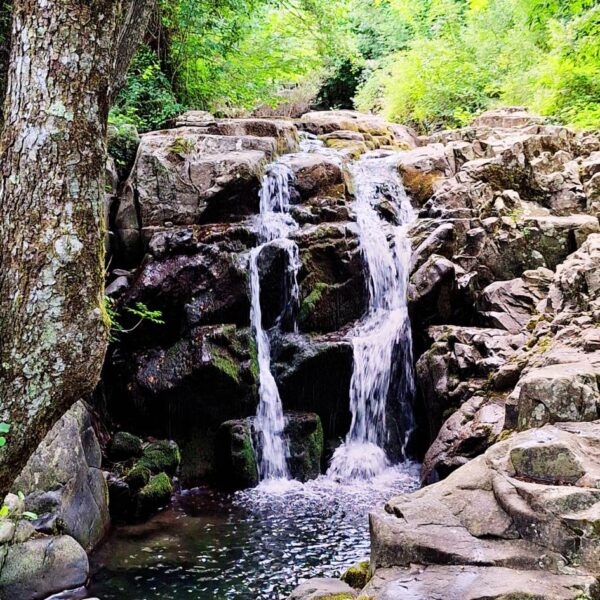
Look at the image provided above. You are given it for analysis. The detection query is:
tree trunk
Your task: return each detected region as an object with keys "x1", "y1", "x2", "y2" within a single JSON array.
[{"x1": 0, "y1": 0, "x2": 153, "y2": 495}]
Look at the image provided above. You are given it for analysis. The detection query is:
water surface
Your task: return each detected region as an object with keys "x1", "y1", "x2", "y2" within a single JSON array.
[{"x1": 89, "y1": 466, "x2": 419, "y2": 600}]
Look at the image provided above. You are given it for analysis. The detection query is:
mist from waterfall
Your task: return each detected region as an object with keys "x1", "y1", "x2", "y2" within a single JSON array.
[
  {"x1": 327, "y1": 153, "x2": 416, "y2": 481},
  {"x1": 249, "y1": 163, "x2": 301, "y2": 483}
]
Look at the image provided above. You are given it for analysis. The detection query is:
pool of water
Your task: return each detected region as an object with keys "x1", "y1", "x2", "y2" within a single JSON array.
[{"x1": 88, "y1": 465, "x2": 420, "y2": 600}]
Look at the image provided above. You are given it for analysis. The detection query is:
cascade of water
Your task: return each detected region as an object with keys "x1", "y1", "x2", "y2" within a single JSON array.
[
  {"x1": 327, "y1": 153, "x2": 416, "y2": 481},
  {"x1": 250, "y1": 162, "x2": 300, "y2": 482}
]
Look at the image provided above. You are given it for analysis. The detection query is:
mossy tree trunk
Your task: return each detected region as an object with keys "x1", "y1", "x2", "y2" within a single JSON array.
[{"x1": 0, "y1": 0, "x2": 154, "y2": 496}]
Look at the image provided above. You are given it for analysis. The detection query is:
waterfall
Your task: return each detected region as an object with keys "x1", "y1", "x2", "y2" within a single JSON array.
[
  {"x1": 250, "y1": 163, "x2": 300, "y2": 482},
  {"x1": 327, "y1": 153, "x2": 416, "y2": 481}
]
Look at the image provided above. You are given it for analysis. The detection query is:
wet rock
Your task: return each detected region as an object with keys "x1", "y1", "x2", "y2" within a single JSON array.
[
  {"x1": 108, "y1": 431, "x2": 144, "y2": 462},
  {"x1": 287, "y1": 577, "x2": 357, "y2": 599},
  {"x1": 341, "y1": 560, "x2": 370, "y2": 589},
  {"x1": 136, "y1": 473, "x2": 173, "y2": 519},
  {"x1": 216, "y1": 419, "x2": 259, "y2": 491},
  {"x1": 13, "y1": 402, "x2": 109, "y2": 551},
  {"x1": 280, "y1": 153, "x2": 345, "y2": 200},
  {"x1": 299, "y1": 110, "x2": 392, "y2": 137},
  {"x1": 285, "y1": 412, "x2": 324, "y2": 482},
  {"x1": 0, "y1": 535, "x2": 89, "y2": 600},
  {"x1": 362, "y1": 565, "x2": 599, "y2": 600}
]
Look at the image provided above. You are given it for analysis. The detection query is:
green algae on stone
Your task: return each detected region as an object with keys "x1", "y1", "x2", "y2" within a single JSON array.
[
  {"x1": 138, "y1": 440, "x2": 181, "y2": 476},
  {"x1": 124, "y1": 463, "x2": 151, "y2": 491},
  {"x1": 136, "y1": 472, "x2": 173, "y2": 518},
  {"x1": 109, "y1": 431, "x2": 143, "y2": 462},
  {"x1": 341, "y1": 560, "x2": 370, "y2": 589}
]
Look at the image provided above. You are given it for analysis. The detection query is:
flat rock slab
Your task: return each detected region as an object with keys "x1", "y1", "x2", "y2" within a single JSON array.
[
  {"x1": 363, "y1": 566, "x2": 600, "y2": 600},
  {"x1": 287, "y1": 577, "x2": 357, "y2": 599}
]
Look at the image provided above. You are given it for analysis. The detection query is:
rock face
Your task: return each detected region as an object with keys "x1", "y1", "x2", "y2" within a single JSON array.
[
  {"x1": 285, "y1": 108, "x2": 600, "y2": 598},
  {"x1": 366, "y1": 422, "x2": 600, "y2": 599},
  {"x1": 13, "y1": 401, "x2": 109, "y2": 551}
]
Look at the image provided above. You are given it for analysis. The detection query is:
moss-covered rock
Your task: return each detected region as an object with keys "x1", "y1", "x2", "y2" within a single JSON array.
[
  {"x1": 341, "y1": 560, "x2": 370, "y2": 589},
  {"x1": 109, "y1": 431, "x2": 144, "y2": 462},
  {"x1": 124, "y1": 464, "x2": 151, "y2": 491},
  {"x1": 136, "y1": 473, "x2": 173, "y2": 519},
  {"x1": 215, "y1": 419, "x2": 259, "y2": 491},
  {"x1": 286, "y1": 412, "x2": 324, "y2": 483},
  {"x1": 138, "y1": 440, "x2": 181, "y2": 476}
]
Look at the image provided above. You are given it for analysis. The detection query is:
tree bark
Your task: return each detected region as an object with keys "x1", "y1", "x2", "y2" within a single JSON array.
[{"x1": 0, "y1": 0, "x2": 154, "y2": 495}]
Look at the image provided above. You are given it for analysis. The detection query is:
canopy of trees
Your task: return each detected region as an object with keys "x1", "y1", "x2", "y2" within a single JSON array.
[{"x1": 112, "y1": 0, "x2": 599, "y2": 133}]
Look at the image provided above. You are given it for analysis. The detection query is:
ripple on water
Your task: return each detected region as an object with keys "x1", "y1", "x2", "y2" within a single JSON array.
[{"x1": 88, "y1": 464, "x2": 420, "y2": 600}]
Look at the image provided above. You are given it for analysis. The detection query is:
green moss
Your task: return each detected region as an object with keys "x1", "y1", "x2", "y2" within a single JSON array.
[
  {"x1": 125, "y1": 464, "x2": 151, "y2": 490},
  {"x1": 341, "y1": 560, "x2": 370, "y2": 589},
  {"x1": 138, "y1": 440, "x2": 181, "y2": 476},
  {"x1": 212, "y1": 348, "x2": 242, "y2": 383},
  {"x1": 308, "y1": 417, "x2": 324, "y2": 473},
  {"x1": 319, "y1": 594, "x2": 355, "y2": 600},
  {"x1": 299, "y1": 282, "x2": 330, "y2": 323},
  {"x1": 239, "y1": 427, "x2": 258, "y2": 484},
  {"x1": 110, "y1": 431, "x2": 144, "y2": 461},
  {"x1": 248, "y1": 336, "x2": 259, "y2": 382},
  {"x1": 136, "y1": 472, "x2": 173, "y2": 518},
  {"x1": 169, "y1": 136, "x2": 195, "y2": 155}
]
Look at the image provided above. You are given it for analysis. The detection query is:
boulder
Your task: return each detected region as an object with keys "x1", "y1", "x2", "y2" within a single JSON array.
[
  {"x1": 0, "y1": 535, "x2": 89, "y2": 600},
  {"x1": 371, "y1": 422, "x2": 600, "y2": 582},
  {"x1": 215, "y1": 419, "x2": 259, "y2": 490},
  {"x1": 287, "y1": 577, "x2": 357, "y2": 599},
  {"x1": 117, "y1": 128, "x2": 276, "y2": 234},
  {"x1": 13, "y1": 401, "x2": 109, "y2": 551},
  {"x1": 507, "y1": 362, "x2": 600, "y2": 430},
  {"x1": 299, "y1": 110, "x2": 392, "y2": 137}
]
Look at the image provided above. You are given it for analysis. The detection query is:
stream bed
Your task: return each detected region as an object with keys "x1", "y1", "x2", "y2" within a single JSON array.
[{"x1": 88, "y1": 465, "x2": 419, "y2": 600}]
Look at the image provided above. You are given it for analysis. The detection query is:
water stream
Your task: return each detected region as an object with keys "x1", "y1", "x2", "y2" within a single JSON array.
[
  {"x1": 328, "y1": 153, "x2": 416, "y2": 481},
  {"x1": 249, "y1": 163, "x2": 300, "y2": 482}
]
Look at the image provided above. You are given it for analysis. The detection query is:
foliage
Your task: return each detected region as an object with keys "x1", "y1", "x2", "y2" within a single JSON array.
[
  {"x1": 113, "y1": 0, "x2": 599, "y2": 130},
  {"x1": 104, "y1": 297, "x2": 165, "y2": 342},
  {"x1": 0, "y1": 422, "x2": 9, "y2": 448},
  {"x1": 354, "y1": 0, "x2": 600, "y2": 131},
  {"x1": 110, "y1": 46, "x2": 183, "y2": 132}
]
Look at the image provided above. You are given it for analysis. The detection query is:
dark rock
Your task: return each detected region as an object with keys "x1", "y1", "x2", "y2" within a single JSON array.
[
  {"x1": 215, "y1": 419, "x2": 259, "y2": 491},
  {"x1": 135, "y1": 473, "x2": 173, "y2": 519},
  {"x1": 108, "y1": 431, "x2": 144, "y2": 462},
  {"x1": 138, "y1": 440, "x2": 181, "y2": 476}
]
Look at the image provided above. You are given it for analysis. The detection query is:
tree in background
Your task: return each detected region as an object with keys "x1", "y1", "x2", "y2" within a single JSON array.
[{"x1": 0, "y1": 0, "x2": 153, "y2": 496}]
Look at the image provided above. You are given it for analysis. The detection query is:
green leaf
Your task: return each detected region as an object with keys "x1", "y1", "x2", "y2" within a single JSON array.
[
  {"x1": 17, "y1": 491, "x2": 25, "y2": 501},
  {"x1": 0, "y1": 437, "x2": 6, "y2": 448},
  {"x1": 0, "y1": 422, "x2": 11, "y2": 434},
  {"x1": 0, "y1": 505, "x2": 8, "y2": 518},
  {"x1": 22, "y1": 511, "x2": 38, "y2": 521}
]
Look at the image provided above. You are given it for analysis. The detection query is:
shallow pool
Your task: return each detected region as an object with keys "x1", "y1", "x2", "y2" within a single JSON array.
[{"x1": 88, "y1": 465, "x2": 419, "y2": 600}]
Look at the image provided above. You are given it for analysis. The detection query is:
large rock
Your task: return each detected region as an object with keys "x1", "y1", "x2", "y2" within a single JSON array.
[
  {"x1": 506, "y1": 362, "x2": 600, "y2": 430},
  {"x1": 13, "y1": 401, "x2": 109, "y2": 551},
  {"x1": 115, "y1": 128, "x2": 276, "y2": 239},
  {"x1": 0, "y1": 535, "x2": 89, "y2": 600},
  {"x1": 287, "y1": 577, "x2": 357, "y2": 599},
  {"x1": 370, "y1": 422, "x2": 600, "y2": 589}
]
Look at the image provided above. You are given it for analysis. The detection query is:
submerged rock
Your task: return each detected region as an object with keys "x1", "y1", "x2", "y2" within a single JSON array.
[{"x1": 287, "y1": 577, "x2": 357, "y2": 599}]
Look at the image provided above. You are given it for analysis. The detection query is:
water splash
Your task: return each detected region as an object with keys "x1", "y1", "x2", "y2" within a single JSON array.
[
  {"x1": 250, "y1": 163, "x2": 300, "y2": 483},
  {"x1": 328, "y1": 153, "x2": 416, "y2": 481}
]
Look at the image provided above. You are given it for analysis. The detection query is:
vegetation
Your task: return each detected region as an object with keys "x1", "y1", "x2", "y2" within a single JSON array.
[{"x1": 113, "y1": 0, "x2": 598, "y2": 132}]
